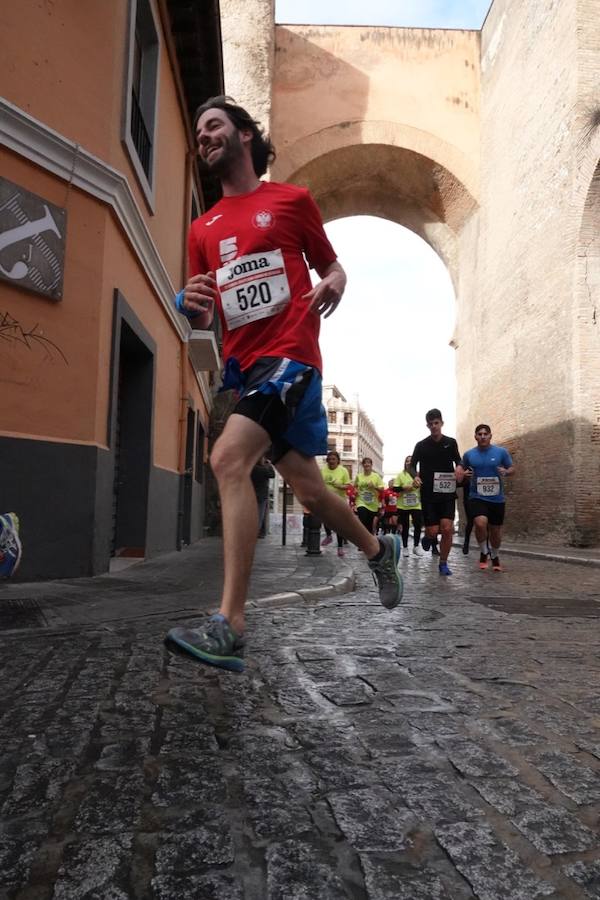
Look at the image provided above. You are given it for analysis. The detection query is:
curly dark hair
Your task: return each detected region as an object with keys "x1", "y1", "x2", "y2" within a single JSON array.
[{"x1": 193, "y1": 95, "x2": 276, "y2": 177}]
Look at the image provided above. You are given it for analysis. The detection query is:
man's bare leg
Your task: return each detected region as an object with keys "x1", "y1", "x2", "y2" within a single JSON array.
[
  {"x1": 277, "y1": 451, "x2": 379, "y2": 555},
  {"x1": 210, "y1": 414, "x2": 271, "y2": 634}
]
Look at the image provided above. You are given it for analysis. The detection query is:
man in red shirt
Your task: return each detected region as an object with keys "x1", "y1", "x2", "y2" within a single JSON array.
[{"x1": 165, "y1": 97, "x2": 403, "y2": 671}]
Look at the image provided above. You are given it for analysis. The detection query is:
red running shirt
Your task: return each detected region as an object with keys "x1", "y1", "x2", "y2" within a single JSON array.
[{"x1": 188, "y1": 181, "x2": 337, "y2": 373}]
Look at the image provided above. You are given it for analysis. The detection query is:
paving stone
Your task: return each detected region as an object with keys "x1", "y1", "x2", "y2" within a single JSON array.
[
  {"x1": 266, "y1": 838, "x2": 349, "y2": 900},
  {"x1": 95, "y1": 737, "x2": 151, "y2": 771},
  {"x1": 563, "y1": 860, "x2": 600, "y2": 898},
  {"x1": 318, "y1": 679, "x2": 375, "y2": 706},
  {"x1": 53, "y1": 833, "x2": 133, "y2": 900},
  {"x1": 151, "y1": 871, "x2": 243, "y2": 900},
  {"x1": 528, "y1": 749, "x2": 600, "y2": 805},
  {"x1": 328, "y1": 787, "x2": 416, "y2": 851},
  {"x1": 0, "y1": 830, "x2": 42, "y2": 892},
  {"x1": 403, "y1": 774, "x2": 484, "y2": 825},
  {"x1": 151, "y1": 755, "x2": 225, "y2": 808},
  {"x1": 435, "y1": 822, "x2": 556, "y2": 899},
  {"x1": 2, "y1": 755, "x2": 74, "y2": 818},
  {"x1": 360, "y1": 855, "x2": 461, "y2": 900},
  {"x1": 74, "y1": 773, "x2": 144, "y2": 834},
  {"x1": 438, "y1": 738, "x2": 519, "y2": 778},
  {"x1": 477, "y1": 716, "x2": 542, "y2": 747},
  {"x1": 242, "y1": 774, "x2": 314, "y2": 839}
]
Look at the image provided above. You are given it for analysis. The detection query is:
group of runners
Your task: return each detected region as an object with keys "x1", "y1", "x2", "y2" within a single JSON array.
[
  {"x1": 320, "y1": 411, "x2": 515, "y2": 576},
  {"x1": 167, "y1": 95, "x2": 514, "y2": 673}
]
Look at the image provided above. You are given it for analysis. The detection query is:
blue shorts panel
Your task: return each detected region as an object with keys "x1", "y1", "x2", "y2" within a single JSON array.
[{"x1": 234, "y1": 357, "x2": 328, "y2": 461}]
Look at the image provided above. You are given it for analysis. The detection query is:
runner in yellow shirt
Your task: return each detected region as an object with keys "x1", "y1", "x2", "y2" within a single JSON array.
[
  {"x1": 320, "y1": 450, "x2": 351, "y2": 557},
  {"x1": 354, "y1": 457, "x2": 384, "y2": 535},
  {"x1": 394, "y1": 455, "x2": 424, "y2": 556}
]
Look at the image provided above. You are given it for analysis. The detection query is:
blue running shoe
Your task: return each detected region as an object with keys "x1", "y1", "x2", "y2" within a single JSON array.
[
  {"x1": 0, "y1": 513, "x2": 22, "y2": 578},
  {"x1": 165, "y1": 614, "x2": 245, "y2": 672},
  {"x1": 438, "y1": 562, "x2": 452, "y2": 576},
  {"x1": 368, "y1": 534, "x2": 403, "y2": 609}
]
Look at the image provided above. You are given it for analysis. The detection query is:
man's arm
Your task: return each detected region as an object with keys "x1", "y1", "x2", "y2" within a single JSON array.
[
  {"x1": 303, "y1": 260, "x2": 347, "y2": 319},
  {"x1": 498, "y1": 449, "x2": 515, "y2": 477}
]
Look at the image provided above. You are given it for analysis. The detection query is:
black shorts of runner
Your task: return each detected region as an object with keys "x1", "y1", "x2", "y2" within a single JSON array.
[
  {"x1": 469, "y1": 499, "x2": 506, "y2": 526},
  {"x1": 357, "y1": 506, "x2": 377, "y2": 532},
  {"x1": 235, "y1": 392, "x2": 289, "y2": 461},
  {"x1": 422, "y1": 497, "x2": 456, "y2": 527}
]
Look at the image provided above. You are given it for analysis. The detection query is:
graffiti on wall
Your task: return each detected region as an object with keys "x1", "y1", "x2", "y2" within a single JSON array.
[
  {"x1": 0, "y1": 177, "x2": 66, "y2": 300},
  {"x1": 0, "y1": 310, "x2": 68, "y2": 365}
]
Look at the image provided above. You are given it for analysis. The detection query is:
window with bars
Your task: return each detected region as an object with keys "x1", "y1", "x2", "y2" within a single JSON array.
[{"x1": 124, "y1": 0, "x2": 159, "y2": 205}]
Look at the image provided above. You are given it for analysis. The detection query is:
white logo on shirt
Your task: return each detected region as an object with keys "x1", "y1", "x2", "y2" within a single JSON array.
[
  {"x1": 252, "y1": 210, "x2": 274, "y2": 230},
  {"x1": 205, "y1": 214, "x2": 223, "y2": 227},
  {"x1": 219, "y1": 236, "x2": 238, "y2": 263}
]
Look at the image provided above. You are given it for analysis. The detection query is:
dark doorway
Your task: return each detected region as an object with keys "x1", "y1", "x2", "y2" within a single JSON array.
[
  {"x1": 111, "y1": 321, "x2": 153, "y2": 558},
  {"x1": 181, "y1": 407, "x2": 195, "y2": 546}
]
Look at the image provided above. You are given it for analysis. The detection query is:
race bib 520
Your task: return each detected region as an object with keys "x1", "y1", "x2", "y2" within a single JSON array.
[{"x1": 217, "y1": 249, "x2": 290, "y2": 330}]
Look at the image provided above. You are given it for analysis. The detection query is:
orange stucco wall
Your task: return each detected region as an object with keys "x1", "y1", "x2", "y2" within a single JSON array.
[{"x1": 1, "y1": 0, "x2": 190, "y2": 289}]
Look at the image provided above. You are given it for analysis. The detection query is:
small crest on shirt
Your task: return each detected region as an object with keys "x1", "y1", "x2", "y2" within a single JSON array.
[{"x1": 252, "y1": 210, "x2": 274, "y2": 230}]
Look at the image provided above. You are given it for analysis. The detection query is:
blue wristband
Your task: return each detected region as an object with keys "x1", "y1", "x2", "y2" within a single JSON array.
[{"x1": 175, "y1": 289, "x2": 195, "y2": 320}]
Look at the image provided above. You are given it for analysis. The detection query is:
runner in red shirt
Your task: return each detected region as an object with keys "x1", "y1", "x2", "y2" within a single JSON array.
[
  {"x1": 381, "y1": 480, "x2": 399, "y2": 535},
  {"x1": 165, "y1": 97, "x2": 404, "y2": 671}
]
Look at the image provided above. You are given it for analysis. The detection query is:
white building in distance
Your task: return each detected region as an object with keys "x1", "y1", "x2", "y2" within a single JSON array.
[{"x1": 272, "y1": 384, "x2": 384, "y2": 517}]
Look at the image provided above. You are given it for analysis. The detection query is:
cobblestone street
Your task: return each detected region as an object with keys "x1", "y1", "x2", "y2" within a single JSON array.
[{"x1": 1, "y1": 541, "x2": 600, "y2": 899}]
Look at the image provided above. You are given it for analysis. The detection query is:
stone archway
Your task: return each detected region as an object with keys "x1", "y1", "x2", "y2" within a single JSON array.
[
  {"x1": 272, "y1": 128, "x2": 477, "y2": 287},
  {"x1": 573, "y1": 160, "x2": 600, "y2": 545}
]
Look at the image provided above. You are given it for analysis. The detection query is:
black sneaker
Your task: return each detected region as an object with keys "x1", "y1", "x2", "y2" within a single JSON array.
[
  {"x1": 431, "y1": 543, "x2": 440, "y2": 557},
  {"x1": 165, "y1": 614, "x2": 245, "y2": 672},
  {"x1": 462, "y1": 539, "x2": 470, "y2": 555},
  {"x1": 421, "y1": 536, "x2": 431, "y2": 552}
]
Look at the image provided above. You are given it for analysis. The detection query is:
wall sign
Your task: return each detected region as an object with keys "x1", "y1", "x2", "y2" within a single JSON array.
[{"x1": 0, "y1": 177, "x2": 66, "y2": 300}]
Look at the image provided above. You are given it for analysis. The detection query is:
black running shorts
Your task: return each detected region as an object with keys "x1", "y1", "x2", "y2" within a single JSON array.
[
  {"x1": 468, "y1": 499, "x2": 506, "y2": 526},
  {"x1": 422, "y1": 498, "x2": 456, "y2": 527}
]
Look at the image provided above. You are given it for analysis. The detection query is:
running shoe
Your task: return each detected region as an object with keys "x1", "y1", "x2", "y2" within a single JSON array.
[
  {"x1": 431, "y1": 543, "x2": 440, "y2": 556},
  {"x1": 479, "y1": 552, "x2": 489, "y2": 571},
  {"x1": 462, "y1": 540, "x2": 470, "y2": 555},
  {"x1": 0, "y1": 513, "x2": 22, "y2": 578},
  {"x1": 337, "y1": 547, "x2": 345, "y2": 558},
  {"x1": 165, "y1": 614, "x2": 245, "y2": 672},
  {"x1": 421, "y1": 536, "x2": 431, "y2": 552},
  {"x1": 438, "y1": 562, "x2": 452, "y2": 576},
  {"x1": 321, "y1": 535, "x2": 333, "y2": 547},
  {"x1": 412, "y1": 545, "x2": 424, "y2": 557},
  {"x1": 368, "y1": 534, "x2": 403, "y2": 610},
  {"x1": 492, "y1": 556, "x2": 502, "y2": 572}
]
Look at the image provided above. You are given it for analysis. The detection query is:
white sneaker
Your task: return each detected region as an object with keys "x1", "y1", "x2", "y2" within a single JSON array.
[{"x1": 412, "y1": 545, "x2": 424, "y2": 557}]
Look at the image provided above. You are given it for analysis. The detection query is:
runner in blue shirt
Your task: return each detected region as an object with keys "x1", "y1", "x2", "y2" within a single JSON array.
[{"x1": 460, "y1": 424, "x2": 514, "y2": 572}]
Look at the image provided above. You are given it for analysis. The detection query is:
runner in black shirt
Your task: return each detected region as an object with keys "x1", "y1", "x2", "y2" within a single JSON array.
[{"x1": 411, "y1": 408, "x2": 463, "y2": 576}]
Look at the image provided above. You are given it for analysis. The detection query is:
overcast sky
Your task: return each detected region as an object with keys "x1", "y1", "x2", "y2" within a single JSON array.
[
  {"x1": 273, "y1": 1, "x2": 484, "y2": 473},
  {"x1": 275, "y1": 0, "x2": 492, "y2": 29},
  {"x1": 318, "y1": 218, "x2": 456, "y2": 476}
]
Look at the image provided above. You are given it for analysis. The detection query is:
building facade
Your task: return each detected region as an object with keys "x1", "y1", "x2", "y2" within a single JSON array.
[
  {"x1": 271, "y1": 384, "x2": 383, "y2": 518},
  {"x1": 0, "y1": 0, "x2": 224, "y2": 579}
]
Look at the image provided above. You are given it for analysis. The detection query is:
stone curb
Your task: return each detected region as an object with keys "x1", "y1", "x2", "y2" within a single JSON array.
[
  {"x1": 453, "y1": 539, "x2": 600, "y2": 568},
  {"x1": 499, "y1": 547, "x2": 600, "y2": 568},
  {"x1": 249, "y1": 569, "x2": 356, "y2": 610}
]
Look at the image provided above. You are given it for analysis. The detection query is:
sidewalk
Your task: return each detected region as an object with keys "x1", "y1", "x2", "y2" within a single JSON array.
[{"x1": 0, "y1": 533, "x2": 354, "y2": 633}]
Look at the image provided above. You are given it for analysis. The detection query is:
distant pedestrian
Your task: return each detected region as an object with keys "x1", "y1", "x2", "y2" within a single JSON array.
[
  {"x1": 0, "y1": 513, "x2": 22, "y2": 578},
  {"x1": 320, "y1": 450, "x2": 351, "y2": 556},
  {"x1": 354, "y1": 458, "x2": 384, "y2": 535},
  {"x1": 250, "y1": 456, "x2": 275, "y2": 537},
  {"x1": 394, "y1": 456, "x2": 424, "y2": 556},
  {"x1": 381, "y1": 479, "x2": 399, "y2": 535},
  {"x1": 459, "y1": 424, "x2": 514, "y2": 571}
]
